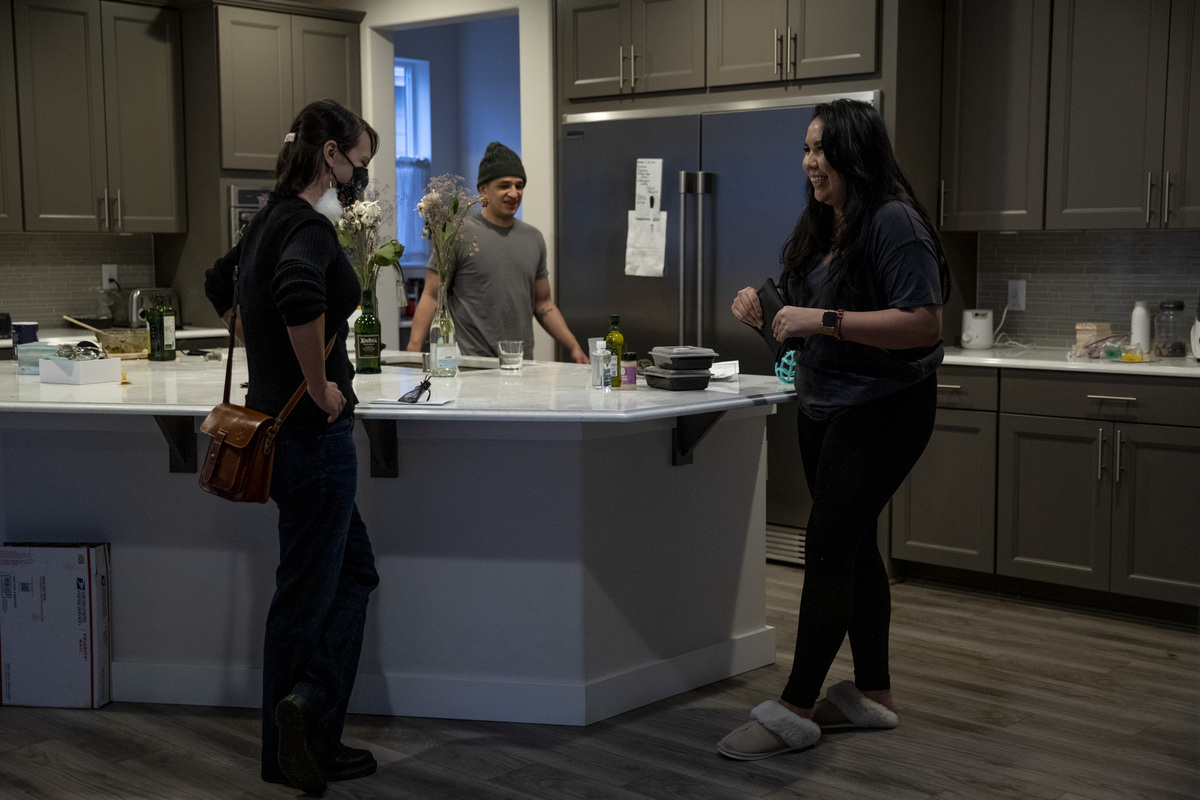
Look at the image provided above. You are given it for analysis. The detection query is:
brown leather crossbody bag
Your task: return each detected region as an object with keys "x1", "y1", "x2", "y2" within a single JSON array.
[{"x1": 199, "y1": 276, "x2": 334, "y2": 503}]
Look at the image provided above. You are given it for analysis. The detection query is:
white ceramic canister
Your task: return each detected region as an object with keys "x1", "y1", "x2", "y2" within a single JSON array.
[
  {"x1": 1130, "y1": 300, "x2": 1151, "y2": 355},
  {"x1": 961, "y1": 309, "x2": 994, "y2": 350}
]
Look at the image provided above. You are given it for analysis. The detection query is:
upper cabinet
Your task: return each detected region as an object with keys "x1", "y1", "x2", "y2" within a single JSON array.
[
  {"x1": 0, "y1": 0, "x2": 22, "y2": 231},
  {"x1": 707, "y1": 0, "x2": 876, "y2": 87},
  {"x1": 217, "y1": 6, "x2": 361, "y2": 171},
  {"x1": 558, "y1": 0, "x2": 705, "y2": 98},
  {"x1": 938, "y1": 0, "x2": 1049, "y2": 231},
  {"x1": 559, "y1": 0, "x2": 875, "y2": 99},
  {"x1": 943, "y1": 0, "x2": 1197, "y2": 231},
  {"x1": 12, "y1": 0, "x2": 186, "y2": 233}
]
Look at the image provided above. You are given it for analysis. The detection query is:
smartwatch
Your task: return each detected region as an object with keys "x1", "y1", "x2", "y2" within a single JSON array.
[{"x1": 820, "y1": 309, "x2": 839, "y2": 336}]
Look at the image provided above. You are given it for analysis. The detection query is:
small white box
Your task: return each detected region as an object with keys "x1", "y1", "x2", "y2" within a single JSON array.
[
  {"x1": 38, "y1": 357, "x2": 122, "y2": 385},
  {"x1": 0, "y1": 543, "x2": 112, "y2": 708}
]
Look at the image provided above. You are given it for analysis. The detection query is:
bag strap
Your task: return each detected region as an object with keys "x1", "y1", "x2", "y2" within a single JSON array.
[{"x1": 223, "y1": 267, "x2": 338, "y2": 423}]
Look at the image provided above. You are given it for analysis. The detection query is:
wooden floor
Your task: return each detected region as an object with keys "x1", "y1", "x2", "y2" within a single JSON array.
[{"x1": 2, "y1": 563, "x2": 1198, "y2": 800}]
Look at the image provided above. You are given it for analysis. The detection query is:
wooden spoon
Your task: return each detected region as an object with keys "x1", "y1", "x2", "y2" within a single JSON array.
[{"x1": 62, "y1": 314, "x2": 108, "y2": 335}]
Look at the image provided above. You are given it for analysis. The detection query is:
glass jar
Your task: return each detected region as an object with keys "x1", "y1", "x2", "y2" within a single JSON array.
[{"x1": 1154, "y1": 300, "x2": 1188, "y2": 358}]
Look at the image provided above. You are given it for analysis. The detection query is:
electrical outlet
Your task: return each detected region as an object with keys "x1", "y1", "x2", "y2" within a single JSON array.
[
  {"x1": 101, "y1": 264, "x2": 118, "y2": 289},
  {"x1": 1008, "y1": 279, "x2": 1026, "y2": 311}
]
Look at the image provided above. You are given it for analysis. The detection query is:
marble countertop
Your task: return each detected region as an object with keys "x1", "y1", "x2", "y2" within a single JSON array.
[
  {"x1": 944, "y1": 346, "x2": 1200, "y2": 378},
  {"x1": 0, "y1": 351, "x2": 797, "y2": 423}
]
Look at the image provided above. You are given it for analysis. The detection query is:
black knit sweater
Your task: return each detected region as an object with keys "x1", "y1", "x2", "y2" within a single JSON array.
[{"x1": 205, "y1": 194, "x2": 361, "y2": 427}]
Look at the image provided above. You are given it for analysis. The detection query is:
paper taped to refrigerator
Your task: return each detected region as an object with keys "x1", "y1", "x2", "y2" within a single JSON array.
[
  {"x1": 634, "y1": 158, "x2": 662, "y2": 220},
  {"x1": 625, "y1": 210, "x2": 667, "y2": 277}
]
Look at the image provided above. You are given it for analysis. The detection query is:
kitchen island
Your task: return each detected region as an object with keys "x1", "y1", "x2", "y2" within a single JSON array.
[{"x1": 0, "y1": 354, "x2": 794, "y2": 724}]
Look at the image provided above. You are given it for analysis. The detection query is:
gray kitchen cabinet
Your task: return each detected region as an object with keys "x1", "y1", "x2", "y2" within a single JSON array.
[
  {"x1": 938, "y1": 0, "x2": 1049, "y2": 231},
  {"x1": 217, "y1": 5, "x2": 360, "y2": 171},
  {"x1": 0, "y1": 0, "x2": 22, "y2": 231},
  {"x1": 12, "y1": 0, "x2": 185, "y2": 233},
  {"x1": 997, "y1": 370, "x2": 1200, "y2": 603},
  {"x1": 892, "y1": 367, "x2": 998, "y2": 573},
  {"x1": 707, "y1": 0, "x2": 876, "y2": 87},
  {"x1": 1044, "y1": 0, "x2": 1194, "y2": 230},
  {"x1": 558, "y1": 0, "x2": 705, "y2": 98},
  {"x1": 1163, "y1": 0, "x2": 1200, "y2": 228}
]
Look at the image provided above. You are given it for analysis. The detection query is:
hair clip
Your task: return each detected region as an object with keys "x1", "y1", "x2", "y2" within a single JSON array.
[{"x1": 284, "y1": 132, "x2": 296, "y2": 143}]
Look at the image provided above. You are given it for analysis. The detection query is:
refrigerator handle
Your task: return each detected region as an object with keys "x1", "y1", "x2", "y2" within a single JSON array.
[
  {"x1": 678, "y1": 171, "x2": 693, "y2": 345},
  {"x1": 695, "y1": 172, "x2": 712, "y2": 347}
]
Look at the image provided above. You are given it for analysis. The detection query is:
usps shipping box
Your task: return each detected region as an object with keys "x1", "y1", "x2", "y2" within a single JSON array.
[{"x1": 0, "y1": 543, "x2": 111, "y2": 708}]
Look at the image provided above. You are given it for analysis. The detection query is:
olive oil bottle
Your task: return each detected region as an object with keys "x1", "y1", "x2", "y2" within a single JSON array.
[{"x1": 605, "y1": 314, "x2": 624, "y2": 387}]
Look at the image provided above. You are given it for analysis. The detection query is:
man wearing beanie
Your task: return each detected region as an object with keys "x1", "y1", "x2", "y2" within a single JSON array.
[{"x1": 408, "y1": 142, "x2": 588, "y2": 363}]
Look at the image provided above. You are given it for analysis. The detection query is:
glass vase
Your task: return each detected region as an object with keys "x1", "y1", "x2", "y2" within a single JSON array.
[
  {"x1": 354, "y1": 288, "x2": 382, "y2": 374},
  {"x1": 428, "y1": 282, "x2": 458, "y2": 377}
]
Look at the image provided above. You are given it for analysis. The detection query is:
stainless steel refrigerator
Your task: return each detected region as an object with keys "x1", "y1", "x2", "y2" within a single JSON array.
[{"x1": 557, "y1": 95, "x2": 874, "y2": 539}]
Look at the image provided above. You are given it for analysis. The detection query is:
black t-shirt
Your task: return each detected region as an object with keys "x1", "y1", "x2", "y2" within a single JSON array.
[
  {"x1": 205, "y1": 194, "x2": 361, "y2": 427},
  {"x1": 783, "y1": 200, "x2": 944, "y2": 420}
]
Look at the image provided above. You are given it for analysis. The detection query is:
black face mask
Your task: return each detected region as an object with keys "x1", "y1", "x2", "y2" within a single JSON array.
[{"x1": 336, "y1": 148, "x2": 369, "y2": 205}]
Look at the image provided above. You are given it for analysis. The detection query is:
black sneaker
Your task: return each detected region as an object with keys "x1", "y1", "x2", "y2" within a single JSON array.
[{"x1": 275, "y1": 694, "x2": 328, "y2": 796}]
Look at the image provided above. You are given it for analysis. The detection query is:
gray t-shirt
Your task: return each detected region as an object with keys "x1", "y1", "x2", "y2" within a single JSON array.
[
  {"x1": 784, "y1": 200, "x2": 944, "y2": 420},
  {"x1": 434, "y1": 213, "x2": 548, "y2": 357}
]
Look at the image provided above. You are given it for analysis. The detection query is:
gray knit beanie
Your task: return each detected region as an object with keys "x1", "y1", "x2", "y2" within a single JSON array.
[{"x1": 477, "y1": 141, "x2": 526, "y2": 187}]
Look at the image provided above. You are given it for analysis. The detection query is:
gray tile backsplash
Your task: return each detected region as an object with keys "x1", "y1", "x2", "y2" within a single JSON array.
[
  {"x1": 0, "y1": 233, "x2": 156, "y2": 326},
  {"x1": 975, "y1": 230, "x2": 1200, "y2": 346}
]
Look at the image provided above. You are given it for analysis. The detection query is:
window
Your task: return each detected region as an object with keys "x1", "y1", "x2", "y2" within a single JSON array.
[{"x1": 395, "y1": 58, "x2": 431, "y2": 264}]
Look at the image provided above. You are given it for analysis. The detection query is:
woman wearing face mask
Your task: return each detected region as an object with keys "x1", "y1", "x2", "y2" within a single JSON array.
[
  {"x1": 204, "y1": 99, "x2": 379, "y2": 796},
  {"x1": 720, "y1": 99, "x2": 949, "y2": 760}
]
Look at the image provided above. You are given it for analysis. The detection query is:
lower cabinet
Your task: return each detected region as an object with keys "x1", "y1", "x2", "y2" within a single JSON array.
[
  {"x1": 892, "y1": 408, "x2": 996, "y2": 573},
  {"x1": 896, "y1": 366, "x2": 1200, "y2": 608}
]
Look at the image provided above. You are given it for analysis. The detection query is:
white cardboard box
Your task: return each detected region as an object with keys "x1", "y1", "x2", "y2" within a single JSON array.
[
  {"x1": 38, "y1": 357, "x2": 122, "y2": 385},
  {"x1": 0, "y1": 543, "x2": 112, "y2": 708}
]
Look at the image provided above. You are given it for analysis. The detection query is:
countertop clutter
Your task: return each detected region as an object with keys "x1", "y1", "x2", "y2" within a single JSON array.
[
  {"x1": 943, "y1": 345, "x2": 1200, "y2": 378},
  {"x1": 0, "y1": 351, "x2": 797, "y2": 422}
]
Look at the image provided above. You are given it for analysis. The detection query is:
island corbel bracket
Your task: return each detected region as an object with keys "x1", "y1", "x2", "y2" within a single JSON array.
[
  {"x1": 672, "y1": 410, "x2": 725, "y2": 466},
  {"x1": 361, "y1": 419, "x2": 398, "y2": 478},
  {"x1": 153, "y1": 415, "x2": 198, "y2": 473}
]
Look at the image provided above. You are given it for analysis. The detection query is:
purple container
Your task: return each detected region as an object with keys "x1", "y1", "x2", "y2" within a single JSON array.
[{"x1": 11, "y1": 320, "x2": 37, "y2": 360}]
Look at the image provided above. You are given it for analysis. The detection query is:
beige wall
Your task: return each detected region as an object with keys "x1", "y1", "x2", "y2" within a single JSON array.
[{"x1": 301, "y1": 0, "x2": 559, "y2": 358}]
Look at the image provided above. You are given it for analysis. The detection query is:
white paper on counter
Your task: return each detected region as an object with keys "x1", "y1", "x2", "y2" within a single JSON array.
[
  {"x1": 709, "y1": 361, "x2": 739, "y2": 381},
  {"x1": 624, "y1": 210, "x2": 667, "y2": 277},
  {"x1": 369, "y1": 373, "x2": 460, "y2": 405},
  {"x1": 635, "y1": 158, "x2": 663, "y2": 220}
]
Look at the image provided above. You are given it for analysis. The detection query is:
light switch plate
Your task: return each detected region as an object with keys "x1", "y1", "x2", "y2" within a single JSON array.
[{"x1": 1008, "y1": 279, "x2": 1026, "y2": 311}]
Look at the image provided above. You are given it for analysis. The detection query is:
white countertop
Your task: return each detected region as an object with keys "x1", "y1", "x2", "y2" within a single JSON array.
[
  {"x1": 944, "y1": 345, "x2": 1200, "y2": 378},
  {"x1": 0, "y1": 351, "x2": 797, "y2": 422}
]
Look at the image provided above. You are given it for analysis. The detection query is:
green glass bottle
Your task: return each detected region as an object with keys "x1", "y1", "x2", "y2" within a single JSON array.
[
  {"x1": 355, "y1": 288, "x2": 382, "y2": 374},
  {"x1": 605, "y1": 314, "x2": 624, "y2": 388},
  {"x1": 147, "y1": 294, "x2": 176, "y2": 361}
]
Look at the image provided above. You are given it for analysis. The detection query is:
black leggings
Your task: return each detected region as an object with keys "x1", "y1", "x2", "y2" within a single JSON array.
[{"x1": 780, "y1": 375, "x2": 936, "y2": 708}]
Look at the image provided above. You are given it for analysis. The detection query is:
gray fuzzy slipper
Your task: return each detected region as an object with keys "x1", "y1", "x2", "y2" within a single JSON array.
[
  {"x1": 716, "y1": 700, "x2": 821, "y2": 761},
  {"x1": 820, "y1": 680, "x2": 899, "y2": 730}
]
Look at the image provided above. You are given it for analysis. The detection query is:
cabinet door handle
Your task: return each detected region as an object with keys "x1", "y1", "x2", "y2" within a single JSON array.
[
  {"x1": 630, "y1": 44, "x2": 636, "y2": 87},
  {"x1": 787, "y1": 27, "x2": 795, "y2": 76},
  {"x1": 1086, "y1": 394, "x2": 1137, "y2": 402},
  {"x1": 618, "y1": 46, "x2": 624, "y2": 89},
  {"x1": 774, "y1": 29, "x2": 780, "y2": 75},
  {"x1": 1145, "y1": 172, "x2": 1153, "y2": 225},
  {"x1": 939, "y1": 179, "x2": 946, "y2": 228},
  {"x1": 1162, "y1": 171, "x2": 1171, "y2": 225},
  {"x1": 102, "y1": 189, "x2": 110, "y2": 231},
  {"x1": 1097, "y1": 428, "x2": 1105, "y2": 481},
  {"x1": 936, "y1": 384, "x2": 962, "y2": 390},
  {"x1": 1115, "y1": 429, "x2": 1123, "y2": 483},
  {"x1": 115, "y1": 189, "x2": 122, "y2": 233}
]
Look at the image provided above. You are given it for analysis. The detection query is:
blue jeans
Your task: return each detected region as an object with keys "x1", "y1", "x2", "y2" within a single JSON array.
[{"x1": 260, "y1": 417, "x2": 379, "y2": 779}]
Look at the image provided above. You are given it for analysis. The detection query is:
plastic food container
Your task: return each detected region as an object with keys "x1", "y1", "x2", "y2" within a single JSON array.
[
  {"x1": 644, "y1": 366, "x2": 712, "y2": 391},
  {"x1": 648, "y1": 346, "x2": 718, "y2": 370}
]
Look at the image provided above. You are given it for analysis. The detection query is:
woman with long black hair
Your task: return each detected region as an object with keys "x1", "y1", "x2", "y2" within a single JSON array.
[{"x1": 720, "y1": 98, "x2": 950, "y2": 761}]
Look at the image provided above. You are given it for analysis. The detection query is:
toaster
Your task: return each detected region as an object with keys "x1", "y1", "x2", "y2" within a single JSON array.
[{"x1": 129, "y1": 288, "x2": 180, "y2": 326}]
